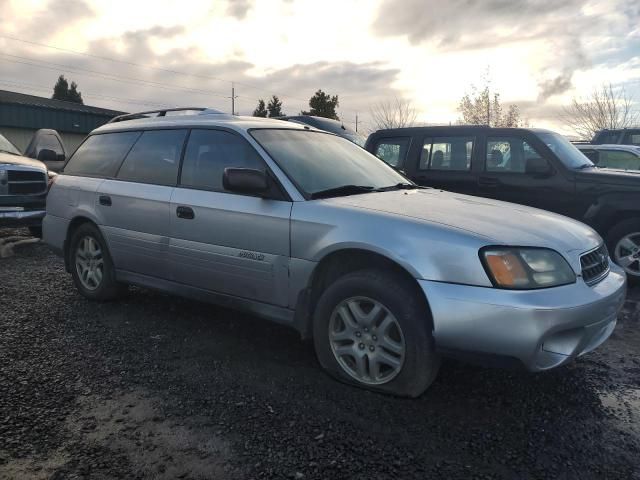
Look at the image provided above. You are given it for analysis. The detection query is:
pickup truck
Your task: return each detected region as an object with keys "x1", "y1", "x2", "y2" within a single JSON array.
[
  {"x1": 0, "y1": 132, "x2": 58, "y2": 237},
  {"x1": 365, "y1": 125, "x2": 640, "y2": 281}
]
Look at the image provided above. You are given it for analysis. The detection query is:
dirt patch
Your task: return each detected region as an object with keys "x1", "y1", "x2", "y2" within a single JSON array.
[{"x1": 66, "y1": 389, "x2": 231, "y2": 479}]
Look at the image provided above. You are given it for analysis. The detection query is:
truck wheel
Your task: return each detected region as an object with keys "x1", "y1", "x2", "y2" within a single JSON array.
[
  {"x1": 69, "y1": 223, "x2": 127, "y2": 300},
  {"x1": 606, "y1": 218, "x2": 640, "y2": 283},
  {"x1": 313, "y1": 269, "x2": 440, "y2": 397}
]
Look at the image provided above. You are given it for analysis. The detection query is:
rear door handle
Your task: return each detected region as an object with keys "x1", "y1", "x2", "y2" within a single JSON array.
[
  {"x1": 98, "y1": 195, "x2": 112, "y2": 206},
  {"x1": 176, "y1": 206, "x2": 195, "y2": 220},
  {"x1": 478, "y1": 176, "x2": 499, "y2": 188}
]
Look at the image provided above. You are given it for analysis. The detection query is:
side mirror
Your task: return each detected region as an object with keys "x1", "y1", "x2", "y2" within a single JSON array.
[
  {"x1": 37, "y1": 149, "x2": 58, "y2": 162},
  {"x1": 223, "y1": 168, "x2": 269, "y2": 195},
  {"x1": 525, "y1": 157, "x2": 552, "y2": 176}
]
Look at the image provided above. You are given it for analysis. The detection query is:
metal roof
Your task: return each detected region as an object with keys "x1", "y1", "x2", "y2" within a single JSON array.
[
  {"x1": 0, "y1": 89, "x2": 124, "y2": 116},
  {"x1": 0, "y1": 89, "x2": 125, "y2": 134}
]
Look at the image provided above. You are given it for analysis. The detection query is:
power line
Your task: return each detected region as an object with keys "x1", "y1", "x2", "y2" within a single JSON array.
[
  {"x1": 0, "y1": 53, "x2": 231, "y2": 99},
  {"x1": 0, "y1": 34, "x2": 234, "y2": 87},
  {"x1": 0, "y1": 34, "x2": 362, "y2": 115},
  {"x1": 0, "y1": 35, "x2": 306, "y2": 102}
]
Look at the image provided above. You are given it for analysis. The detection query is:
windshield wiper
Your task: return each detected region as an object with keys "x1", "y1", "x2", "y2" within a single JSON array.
[
  {"x1": 375, "y1": 182, "x2": 422, "y2": 192},
  {"x1": 577, "y1": 163, "x2": 595, "y2": 169},
  {"x1": 310, "y1": 184, "x2": 375, "y2": 199}
]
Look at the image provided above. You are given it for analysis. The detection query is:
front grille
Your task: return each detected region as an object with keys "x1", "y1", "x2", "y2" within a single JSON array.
[
  {"x1": 580, "y1": 244, "x2": 610, "y2": 286},
  {"x1": 8, "y1": 170, "x2": 45, "y2": 182},
  {"x1": 5, "y1": 169, "x2": 47, "y2": 195}
]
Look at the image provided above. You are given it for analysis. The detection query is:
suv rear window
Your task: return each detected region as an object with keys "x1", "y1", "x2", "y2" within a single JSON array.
[
  {"x1": 117, "y1": 129, "x2": 187, "y2": 185},
  {"x1": 64, "y1": 132, "x2": 140, "y2": 177}
]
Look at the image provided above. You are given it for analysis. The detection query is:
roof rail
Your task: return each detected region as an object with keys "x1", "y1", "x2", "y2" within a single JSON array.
[{"x1": 108, "y1": 107, "x2": 208, "y2": 123}]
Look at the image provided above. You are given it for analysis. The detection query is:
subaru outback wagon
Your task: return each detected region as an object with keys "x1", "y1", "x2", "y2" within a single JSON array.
[{"x1": 44, "y1": 108, "x2": 626, "y2": 397}]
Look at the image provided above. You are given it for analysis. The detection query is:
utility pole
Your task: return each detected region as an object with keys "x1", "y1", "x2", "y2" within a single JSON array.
[
  {"x1": 487, "y1": 88, "x2": 490, "y2": 126},
  {"x1": 229, "y1": 82, "x2": 239, "y2": 115},
  {"x1": 355, "y1": 113, "x2": 358, "y2": 133}
]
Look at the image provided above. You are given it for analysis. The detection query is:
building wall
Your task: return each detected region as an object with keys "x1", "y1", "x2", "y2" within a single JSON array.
[{"x1": 0, "y1": 126, "x2": 86, "y2": 155}]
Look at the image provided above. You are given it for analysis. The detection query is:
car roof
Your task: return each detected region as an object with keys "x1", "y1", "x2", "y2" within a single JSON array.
[
  {"x1": 576, "y1": 144, "x2": 640, "y2": 154},
  {"x1": 93, "y1": 110, "x2": 312, "y2": 135},
  {"x1": 369, "y1": 125, "x2": 556, "y2": 136}
]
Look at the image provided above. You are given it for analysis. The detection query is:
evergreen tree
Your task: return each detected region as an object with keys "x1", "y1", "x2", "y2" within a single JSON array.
[
  {"x1": 253, "y1": 99, "x2": 268, "y2": 117},
  {"x1": 52, "y1": 75, "x2": 69, "y2": 101},
  {"x1": 267, "y1": 95, "x2": 284, "y2": 117},
  {"x1": 302, "y1": 89, "x2": 339, "y2": 120},
  {"x1": 51, "y1": 75, "x2": 84, "y2": 104},
  {"x1": 67, "y1": 81, "x2": 84, "y2": 104}
]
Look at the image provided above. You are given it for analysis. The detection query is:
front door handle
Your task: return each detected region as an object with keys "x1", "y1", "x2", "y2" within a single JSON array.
[
  {"x1": 478, "y1": 176, "x2": 499, "y2": 188},
  {"x1": 176, "y1": 206, "x2": 195, "y2": 220},
  {"x1": 99, "y1": 195, "x2": 112, "y2": 206}
]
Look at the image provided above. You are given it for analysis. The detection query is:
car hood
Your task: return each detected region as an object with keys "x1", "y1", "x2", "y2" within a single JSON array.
[
  {"x1": 0, "y1": 152, "x2": 47, "y2": 171},
  {"x1": 576, "y1": 166, "x2": 640, "y2": 185},
  {"x1": 325, "y1": 189, "x2": 601, "y2": 253}
]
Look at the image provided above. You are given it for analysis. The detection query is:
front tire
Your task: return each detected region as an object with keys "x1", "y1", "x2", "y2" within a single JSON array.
[
  {"x1": 69, "y1": 223, "x2": 127, "y2": 301},
  {"x1": 313, "y1": 269, "x2": 440, "y2": 397},
  {"x1": 606, "y1": 218, "x2": 640, "y2": 284}
]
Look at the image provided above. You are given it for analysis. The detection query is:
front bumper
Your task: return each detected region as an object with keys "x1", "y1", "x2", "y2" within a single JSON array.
[
  {"x1": 0, "y1": 208, "x2": 46, "y2": 227},
  {"x1": 419, "y1": 263, "x2": 627, "y2": 371}
]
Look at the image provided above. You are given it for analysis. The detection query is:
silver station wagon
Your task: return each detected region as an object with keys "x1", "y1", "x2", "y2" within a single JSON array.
[{"x1": 44, "y1": 108, "x2": 626, "y2": 397}]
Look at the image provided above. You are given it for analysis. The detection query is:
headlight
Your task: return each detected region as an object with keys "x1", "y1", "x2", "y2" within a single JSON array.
[{"x1": 480, "y1": 247, "x2": 576, "y2": 289}]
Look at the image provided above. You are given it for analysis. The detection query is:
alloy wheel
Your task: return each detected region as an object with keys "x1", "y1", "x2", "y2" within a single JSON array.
[
  {"x1": 75, "y1": 235, "x2": 104, "y2": 291},
  {"x1": 614, "y1": 233, "x2": 640, "y2": 277},
  {"x1": 328, "y1": 296, "x2": 406, "y2": 385}
]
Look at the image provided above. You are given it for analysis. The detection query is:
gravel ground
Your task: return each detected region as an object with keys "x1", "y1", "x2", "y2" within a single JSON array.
[{"x1": 1, "y1": 227, "x2": 639, "y2": 480}]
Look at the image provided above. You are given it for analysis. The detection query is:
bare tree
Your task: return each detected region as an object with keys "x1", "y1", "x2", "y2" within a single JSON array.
[
  {"x1": 563, "y1": 84, "x2": 638, "y2": 140},
  {"x1": 370, "y1": 98, "x2": 417, "y2": 130}
]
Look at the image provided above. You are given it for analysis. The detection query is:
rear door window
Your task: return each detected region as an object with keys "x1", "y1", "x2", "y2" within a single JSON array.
[
  {"x1": 64, "y1": 132, "x2": 140, "y2": 177},
  {"x1": 116, "y1": 130, "x2": 187, "y2": 186},
  {"x1": 372, "y1": 137, "x2": 411, "y2": 167},
  {"x1": 420, "y1": 137, "x2": 473, "y2": 171},
  {"x1": 622, "y1": 131, "x2": 640, "y2": 146}
]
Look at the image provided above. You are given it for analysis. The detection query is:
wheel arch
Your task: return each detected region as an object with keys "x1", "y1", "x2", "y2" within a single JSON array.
[
  {"x1": 63, "y1": 215, "x2": 99, "y2": 272},
  {"x1": 295, "y1": 247, "x2": 433, "y2": 339}
]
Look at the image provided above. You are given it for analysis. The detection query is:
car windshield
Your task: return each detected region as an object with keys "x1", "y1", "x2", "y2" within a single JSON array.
[
  {"x1": 251, "y1": 129, "x2": 407, "y2": 198},
  {"x1": 0, "y1": 133, "x2": 21, "y2": 155},
  {"x1": 536, "y1": 131, "x2": 594, "y2": 169}
]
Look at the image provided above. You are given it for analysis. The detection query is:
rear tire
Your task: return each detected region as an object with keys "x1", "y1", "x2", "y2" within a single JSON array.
[
  {"x1": 313, "y1": 269, "x2": 440, "y2": 397},
  {"x1": 606, "y1": 218, "x2": 640, "y2": 285},
  {"x1": 69, "y1": 223, "x2": 127, "y2": 301}
]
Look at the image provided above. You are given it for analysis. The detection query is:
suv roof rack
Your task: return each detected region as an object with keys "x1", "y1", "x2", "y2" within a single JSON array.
[{"x1": 108, "y1": 107, "x2": 210, "y2": 123}]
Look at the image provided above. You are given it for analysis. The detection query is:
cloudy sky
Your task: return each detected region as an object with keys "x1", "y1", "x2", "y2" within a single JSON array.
[{"x1": 0, "y1": 0, "x2": 639, "y2": 134}]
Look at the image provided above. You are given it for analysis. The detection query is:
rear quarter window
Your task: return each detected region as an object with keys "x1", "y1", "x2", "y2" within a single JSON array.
[{"x1": 64, "y1": 132, "x2": 140, "y2": 177}]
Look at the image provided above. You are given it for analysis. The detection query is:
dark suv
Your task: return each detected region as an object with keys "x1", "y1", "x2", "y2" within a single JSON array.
[
  {"x1": 592, "y1": 128, "x2": 640, "y2": 146},
  {"x1": 366, "y1": 126, "x2": 640, "y2": 281}
]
